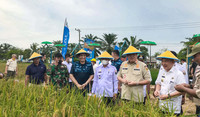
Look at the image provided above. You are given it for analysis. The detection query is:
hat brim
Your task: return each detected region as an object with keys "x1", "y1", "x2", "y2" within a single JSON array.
[
  {"x1": 122, "y1": 52, "x2": 142, "y2": 56},
  {"x1": 76, "y1": 52, "x2": 90, "y2": 57},
  {"x1": 187, "y1": 51, "x2": 199, "y2": 58},
  {"x1": 29, "y1": 56, "x2": 42, "y2": 61},
  {"x1": 97, "y1": 57, "x2": 113, "y2": 60},
  {"x1": 156, "y1": 57, "x2": 179, "y2": 62}
]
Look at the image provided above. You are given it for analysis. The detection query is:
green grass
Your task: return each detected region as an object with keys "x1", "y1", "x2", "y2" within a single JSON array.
[
  {"x1": 0, "y1": 63, "x2": 186, "y2": 116},
  {"x1": 150, "y1": 69, "x2": 159, "y2": 85}
]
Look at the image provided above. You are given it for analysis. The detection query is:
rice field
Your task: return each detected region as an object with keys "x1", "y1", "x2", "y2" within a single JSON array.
[{"x1": 0, "y1": 63, "x2": 195, "y2": 117}]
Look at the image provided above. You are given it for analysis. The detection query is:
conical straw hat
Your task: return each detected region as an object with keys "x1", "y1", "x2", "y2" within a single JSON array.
[
  {"x1": 156, "y1": 50, "x2": 179, "y2": 61},
  {"x1": 97, "y1": 51, "x2": 113, "y2": 59},
  {"x1": 76, "y1": 49, "x2": 90, "y2": 57},
  {"x1": 122, "y1": 46, "x2": 141, "y2": 55},
  {"x1": 29, "y1": 52, "x2": 42, "y2": 60}
]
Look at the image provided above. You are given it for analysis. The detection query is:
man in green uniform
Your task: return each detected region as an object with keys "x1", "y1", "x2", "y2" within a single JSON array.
[{"x1": 49, "y1": 53, "x2": 69, "y2": 88}]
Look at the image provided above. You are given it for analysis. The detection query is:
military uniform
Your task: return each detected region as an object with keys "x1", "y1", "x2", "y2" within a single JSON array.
[
  {"x1": 49, "y1": 64, "x2": 69, "y2": 88},
  {"x1": 117, "y1": 60, "x2": 151, "y2": 102},
  {"x1": 112, "y1": 58, "x2": 122, "y2": 72},
  {"x1": 193, "y1": 65, "x2": 200, "y2": 116}
]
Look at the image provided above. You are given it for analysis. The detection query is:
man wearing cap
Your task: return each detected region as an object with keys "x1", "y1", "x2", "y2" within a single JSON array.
[
  {"x1": 25, "y1": 52, "x2": 47, "y2": 86},
  {"x1": 5, "y1": 54, "x2": 18, "y2": 80},
  {"x1": 62, "y1": 53, "x2": 73, "y2": 88},
  {"x1": 117, "y1": 46, "x2": 151, "y2": 104},
  {"x1": 91, "y1": 58, "x2": 98, "y2": 74},
  {"x1": 175, "y1": 44, "x2": 200, "y2": 117},
  {"x1": 92, "y1": 51, "x2": 118, "y2": 105},
  {"x1": 70, "y1": 49, "x2": 94, "y2": 94},
  {"x1": 49, "y1": 53, "x2": 69, "y2": 88},
  {"x1": 154, "y1": 51, "x2": 186, "y2": 115}
]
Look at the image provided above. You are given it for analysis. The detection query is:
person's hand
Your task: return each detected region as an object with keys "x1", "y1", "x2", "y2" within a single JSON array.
[
  {"x1": 154, "y1": 90, "x2": 160, "y2": 97},
  {"x1": 159, "y1": 94, "x2": 168, "y2": 100},
  {"x1": 82, "y1": 83, "x2": 87, "y2": 89},
  {"x1": 127, "y1": 81, "x2": 137, "y2": 86},
  {"x1": 4, "y1": 71, "x2": 7, "y2": 74},
  {"x1": 113, "y1": 94, "x2": 117, "y2": 100},
  {"x1": 77, "y1": 84, "x2": 83, "y2": 90},
  {"x1": 174, "y1": 84, "x2": 186, "y2": 92},
  {"x1": 15, "y1": 72, "x2": 18, "y2": 75}
]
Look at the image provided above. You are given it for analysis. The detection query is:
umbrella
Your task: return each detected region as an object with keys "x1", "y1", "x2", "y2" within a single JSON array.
[
  {"x1": 193, "y1": 34, "x2": 200, "y2": 38},
  {"x1": 88, "y1": 43, "x2": 101, "y2": 47},
  {"x1": 41, "y1": 41, "x2": 52, "y2": 45},
  {"x1": 140, "y1": 41, "x2": 157, "y2": 68},
  {"x1": 54, "y1": 44, "x2": 66, "y2": 47}
]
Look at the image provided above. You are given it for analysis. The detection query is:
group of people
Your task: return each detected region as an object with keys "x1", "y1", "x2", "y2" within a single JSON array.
[{"x1": 2, "y1": 44, "x2": 200, "y2": 116}]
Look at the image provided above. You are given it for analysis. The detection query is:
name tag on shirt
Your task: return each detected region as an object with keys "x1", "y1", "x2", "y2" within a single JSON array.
[
  {"x1": 123, "y1": 68, "x2": 128, "y2": 70},
  {"x1": 134, "y1": 69, "x2": 140, "y2": 71},
  {"x1": 162, "y1": 76, "x2": 165, "y2": 78}
]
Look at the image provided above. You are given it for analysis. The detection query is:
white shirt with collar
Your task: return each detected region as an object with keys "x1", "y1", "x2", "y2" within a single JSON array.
[
  {"x1": 62, "y1": 61, "x2": 72, "y2": 82},
  {"x1": 155, "y1": 65, "x2": 186, "y2": 114}
]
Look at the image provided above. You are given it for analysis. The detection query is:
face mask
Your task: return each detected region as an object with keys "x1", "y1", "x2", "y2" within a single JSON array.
[
  {"x1": 58, "y1": 60, "x2": 62, "y2": 65},
  {"x1": 102, "y1": 60, "x2": 109, "y2": 65}
]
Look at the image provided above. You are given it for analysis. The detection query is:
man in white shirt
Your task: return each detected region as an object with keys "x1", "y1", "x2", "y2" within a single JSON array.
[
  {"x1": 181, "y1": 59, "x2": 189, "y2": 84},
  {"x1": 62, "y1": 53, "x2": 73, "y2": 88},
  {"x1": 5, "y1": 54, "x2": 18, "y2": 80},
  {"x1": 154, "y1": 51, "x2": 186, "y2": 116}
]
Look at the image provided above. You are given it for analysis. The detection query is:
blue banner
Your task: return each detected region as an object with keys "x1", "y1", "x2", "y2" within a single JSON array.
[
  {"x1": 62, "y1": 19, "x2": 70, "y2": 59},
  {"x1": 84, "y1": 38, "x2": 94, "y2": 61}
]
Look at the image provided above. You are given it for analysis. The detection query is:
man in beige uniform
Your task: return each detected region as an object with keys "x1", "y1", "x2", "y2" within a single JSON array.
[
  {"x1": 175, "y1": 44, "x2": 200, "y2": 117},
  {"x1": 117, "y1": 46, "x2": 151, "y2": 103},
  {"x1": 5, "y1": 54, "x2": 18, "y2": 80}
]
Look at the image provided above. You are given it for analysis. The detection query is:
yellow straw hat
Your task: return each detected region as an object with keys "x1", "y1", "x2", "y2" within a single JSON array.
[
  {"x1": 122, "y1": 46, "x2": 142, "y2": 55},
  {"x1": 90, "y1": 58, "x2": 96, "y2": 62},
  {"x1": 156, "y1": 50, "x2": 179, "y2": 61},
  {"x1": 76, "y1": 49, "x2": 90, "y2": 57},
  {"x1": 29, "y1": 52, "x2": 42, "y2": 60},
  {"x1": 97, "y1": 51, "x2": 113, "y2": 59}
]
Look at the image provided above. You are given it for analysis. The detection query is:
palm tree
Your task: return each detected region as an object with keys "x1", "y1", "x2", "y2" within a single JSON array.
[
  {"x1": 122, "y1": 36, "x2": 149, "y2": 59},
  {"x1": 100, "y1": 33, "x2": 117, "y2": 54},
  {"x1": 30, "y1": 43, "x2": 39, "y2": 53},
  {"x1": 122, "y1": 36, "x2": 143, "y2": 49}
]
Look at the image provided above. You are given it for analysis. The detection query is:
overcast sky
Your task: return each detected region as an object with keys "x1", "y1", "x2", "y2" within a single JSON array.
[{"x1": 0, "y1": 0, "x2": 200, "y2": 55}]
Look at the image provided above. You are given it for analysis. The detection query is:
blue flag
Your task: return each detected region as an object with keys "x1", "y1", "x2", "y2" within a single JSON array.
[{"x1": 62, "y1": 18, "x2": 70, "y2": 59}]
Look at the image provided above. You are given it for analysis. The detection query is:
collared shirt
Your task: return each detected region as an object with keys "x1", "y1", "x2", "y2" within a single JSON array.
[
  {"x1": 49, "y1": 63, "x2": 69, "y2": 87},
  {"x1": 6, "y1": 59, "x2": 17, "y2": 71},
  {"x1": 25, "y1": 63, "x2": 46, "y2": 84},
  {"x1": 117, "y1": 60, "x2": 151, "y2": 102},
  {"x1": 157, "y1": 63, "x2": 188, "y2": 84},
  {"x1": 92, "y1": 64, "x2": 118, "y2": 97},
  {"x1": 155, "y1": 66, "x2": 186, "y2": 114},
  {"x1": 62, "y1": 61, "x2": 72, "y2": 82},
  {"x1": 194, "y1": 65, "x2": 200, "y2": 106},
  {"x1": 70, "y1": 61, "x2": 94, "y2": 86},
  {"x1": 112, "y1": 58, "x2": 122, "y2": 72}
]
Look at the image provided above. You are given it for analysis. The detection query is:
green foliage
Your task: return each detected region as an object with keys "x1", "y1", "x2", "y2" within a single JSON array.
[
  {"x1": 150, "y1": 69, "x2": 159, "y2": 85},
  {"x1": 101, "y1": 33, "x2": 118, "y2": 54},
  {"x1": 0, "y1": 63, "x2": 189, "y2": 117}
]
